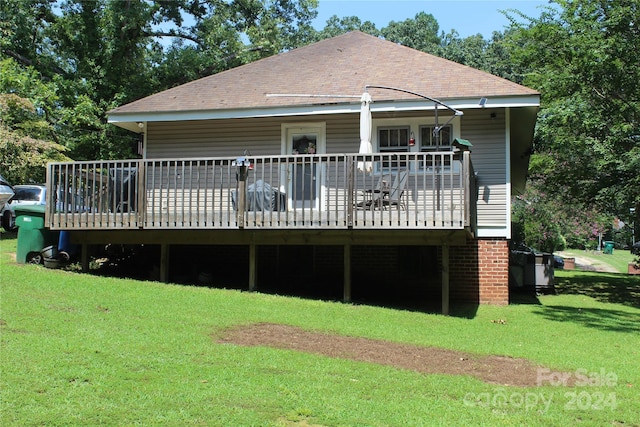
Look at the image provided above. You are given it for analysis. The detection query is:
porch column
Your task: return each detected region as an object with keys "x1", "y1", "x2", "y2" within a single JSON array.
[
  {"x1": 343, "y1": 243, "x2": 352, "y2": 302},
  {"x1": 442, "y1": 244, "x2": 450, "y2": 315},
  {"x1": 249, "y1": 243, "x2": 257, "y2": 291},
  {"x1": 160, "y1": 243, "x2": 170, "y2": 283}
]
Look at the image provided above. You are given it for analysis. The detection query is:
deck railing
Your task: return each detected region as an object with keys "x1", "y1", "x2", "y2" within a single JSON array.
[{"x1": 46, "y1": 152, "x2": 476, "y2": 231}]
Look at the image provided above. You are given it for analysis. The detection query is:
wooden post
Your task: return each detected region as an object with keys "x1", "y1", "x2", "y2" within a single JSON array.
[
  {"x1": 463, "y1": 151, "x2": 471, "y2": 227},
  {"x1": 81, "y1": 244, "x2": 89, "y2": 273},
  {"x1": 44, "y1": 163, "x2": 52, "y2": 227},
  {"x1": 249, "y1": 243, "x2": 257, "y2": 291},
  {"x1": 346, "y1": 156, "x2": 354, "y2": 227},
  {"x1": 343, "y1": 243, "x2": 352, "y2": 302},
  {"x1": 236, "y1": 162, "x2": 248, "y2": 229},
  {"x1": 237, "y1": 179, "x2": 246, "y2": 228},
  {"x1": 160, "y1": 243, "x2": 170, "y2": 283},
  {"x1": 442, "y1": 244, "x2": 450, "y2": 315},
  {"x1": 136, "y1": 160, "x2": 146, "y2": 227}
]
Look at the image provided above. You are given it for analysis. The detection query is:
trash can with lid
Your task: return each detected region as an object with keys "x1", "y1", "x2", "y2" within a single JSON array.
[
  {"x1": 534, "y1": 253, "x2": 555, "y2": 294},
  {"x1": 15, "y1": 205, "x2": 59, "y2": 264},
  {"x1": 603, "y1": 241, "x2": 614, "y2": 254}
]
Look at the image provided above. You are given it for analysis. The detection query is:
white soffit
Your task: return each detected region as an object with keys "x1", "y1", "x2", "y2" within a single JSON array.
[{"x1": 108, "y1": 95, "x2": 540, "y2": 129}]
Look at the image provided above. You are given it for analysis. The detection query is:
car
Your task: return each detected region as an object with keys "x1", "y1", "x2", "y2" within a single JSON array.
[
  {"x1": 1, "y1": 185, "x2": 93, "y2": 230},
  {"x1": 1, "y1": 184, "x2": 46, "y2": 231},
  {"x1": 0, "y1": 174, "x2": 13, "y2": 212}
]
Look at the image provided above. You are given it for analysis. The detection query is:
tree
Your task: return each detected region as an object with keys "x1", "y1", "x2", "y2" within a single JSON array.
[
  {"x1": 505, "y1": 0, "x2": 640, "y2": 241},
  {"x1": 440, "y1": 32, "x2": 488, "y2": 70},
  {"x1": 381, "y1": 12, "x2": 442, "y2": 54},
  {"x1": 312, "y1": 15, "x2": 379, "y2": 40},
  {"x1": 0, "y1": 0, "x2": 319, "y2": 162},
  {"x1": 0, "y1": 60, "x2": 70, "y2": 184}
]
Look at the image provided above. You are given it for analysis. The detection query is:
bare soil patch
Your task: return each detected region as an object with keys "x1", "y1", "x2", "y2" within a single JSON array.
[{"x1": 217, "y1": 323, "x2": 556, "y2": 387}]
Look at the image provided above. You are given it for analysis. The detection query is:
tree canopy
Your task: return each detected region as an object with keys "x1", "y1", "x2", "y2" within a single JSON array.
[
  {"x1": 0, "y1": 0, "x2": 319, "y2": 165},
  {"x1": 507, "y1": 0, "x2": 639, "y2": 249}
]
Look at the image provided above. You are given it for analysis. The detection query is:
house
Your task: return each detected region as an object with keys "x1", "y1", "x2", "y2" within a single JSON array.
[{"x1": 45, "y1": 31, "x2": 539, "y2": 313}]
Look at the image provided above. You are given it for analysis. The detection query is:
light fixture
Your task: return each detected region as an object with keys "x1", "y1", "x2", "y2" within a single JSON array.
[
  {"x1": 409, "y1": 131, "x2": 415, "y2": 146},
  {"x1": 479, "y1": 98, "x2": 487, "y2": 108},
  {"x1": 137, "y1": 122, "x2": 144, "y2": 129}
]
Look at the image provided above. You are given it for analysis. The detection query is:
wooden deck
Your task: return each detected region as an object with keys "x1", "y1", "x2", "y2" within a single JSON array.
[{"x1": 46, "y1": 152, "x2": 476, "y2": 233}]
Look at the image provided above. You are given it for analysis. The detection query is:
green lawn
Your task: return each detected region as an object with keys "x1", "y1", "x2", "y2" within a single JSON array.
[{"x1": 1, "y1": 235, "x2": 639, "y2": 426}]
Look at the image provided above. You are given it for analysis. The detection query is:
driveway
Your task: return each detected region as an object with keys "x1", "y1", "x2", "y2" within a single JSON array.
[{"x1": 556, "y1": 251, "x2": 618, "y2": 273}]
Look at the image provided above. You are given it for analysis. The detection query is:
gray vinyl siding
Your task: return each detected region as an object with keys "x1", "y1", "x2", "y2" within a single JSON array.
[
  {"x1": 145, "y1": 110, "x2": 508, "y2": 230},
  {"x1": 146, "y1": 114, "x2": 361, "y2": 158},
  {"x1": 459, "y1": 109, "x2": 508, "y2": 230},
  {"x1": 146, "y1": 118, "x2": 284, "y2": 157},
  {"x1": 325, "y1": 115, "x2": 359, "y2": 153}
]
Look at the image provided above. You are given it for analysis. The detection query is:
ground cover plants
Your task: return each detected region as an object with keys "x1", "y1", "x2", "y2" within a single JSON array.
[{"x1": 1, "y1": 235, "x2": 639, "y2": 426}]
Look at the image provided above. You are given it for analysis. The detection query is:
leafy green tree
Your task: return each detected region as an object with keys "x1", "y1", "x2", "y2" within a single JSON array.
[
  {"x1": 312, "y1": 15, "x2": 379, "y2": 40},
  {"x1": 1, "y1": 0, "x2": 319, "y2": 162},
  {"x1": 0, "y1": 122, "x2": 70, "y2": 185},
  {"x1": 505, "y1": 0, "x2": 640, "y2": 244},
  {"x1": 512, "y1": 182, "x2": 614, "y2": 251},
  {"x1": 440, "y1": 32, "x2": 491, "y2": 71},
  {"x1": 381, "y1": 12, "x2": 442, "y2": 54},
  {"x1": 512, "y1": 188, "x2": 566, "y2": 253},
  {"x1": 0, "y1": 60, "x2": 70, "y2": 184}
]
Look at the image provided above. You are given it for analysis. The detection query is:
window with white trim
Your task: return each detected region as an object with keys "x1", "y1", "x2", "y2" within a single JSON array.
[
  {"x1": 378, "y1": 126, "x2": 409, "y2": 169},
  {"x1": 420, "y1": 125, "x2": 453, "y2": 169}
]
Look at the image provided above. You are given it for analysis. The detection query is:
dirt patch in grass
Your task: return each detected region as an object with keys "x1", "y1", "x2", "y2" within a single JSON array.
[{"x1": 217, "y1": 323, "x2": 557, "y2": 387}]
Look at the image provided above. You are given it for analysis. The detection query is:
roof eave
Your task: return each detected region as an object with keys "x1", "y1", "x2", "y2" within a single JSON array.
[{"x1": 108, "y1": 94, "x2": 540, "y2": 131}]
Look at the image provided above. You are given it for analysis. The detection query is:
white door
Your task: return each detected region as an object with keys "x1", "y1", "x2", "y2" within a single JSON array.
[{"x1": 282, "y1": 123, "x2": 326, "y2": 210}]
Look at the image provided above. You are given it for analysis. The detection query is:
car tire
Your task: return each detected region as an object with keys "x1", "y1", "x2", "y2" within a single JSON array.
[{"x1": 1, "y1": 210, "x2": 14, "y2": 231}]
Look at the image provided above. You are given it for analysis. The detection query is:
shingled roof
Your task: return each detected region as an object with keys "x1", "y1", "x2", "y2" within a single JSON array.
[{"x1": 109, "y1": 31, "x2": 538, "y2": 116}]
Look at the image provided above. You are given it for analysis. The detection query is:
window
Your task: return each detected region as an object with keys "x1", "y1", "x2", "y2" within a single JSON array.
[
  {"x1": 378, "y1": 126, "x2": 409, "y2": 169},
  {"x1": 420, "y1": 125, "x2": 453, "y2": 169}
]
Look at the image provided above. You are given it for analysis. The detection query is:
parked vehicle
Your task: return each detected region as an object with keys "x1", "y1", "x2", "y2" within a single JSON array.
[
  {"x1": 1, "y1": 184, "x2": 46, "y2": 231},
  {"x1": 0, "y1": 175, "x2": 13, "y2": 213},
  {"x1": 553, "y1": 255, "x2": 565, "y2": 269}
]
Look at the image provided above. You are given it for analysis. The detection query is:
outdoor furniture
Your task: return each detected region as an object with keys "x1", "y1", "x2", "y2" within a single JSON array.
[
  {"x1": 377, "y1": 170, "x2": 409, "y2": 210},
  {"x1": 357, "y1": 174, "x2": 391, "y2": 209}
]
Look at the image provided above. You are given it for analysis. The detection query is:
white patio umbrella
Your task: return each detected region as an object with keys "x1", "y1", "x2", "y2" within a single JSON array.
[{"x1": 357, "y1": 92, "x2": 373, "y2": 173}]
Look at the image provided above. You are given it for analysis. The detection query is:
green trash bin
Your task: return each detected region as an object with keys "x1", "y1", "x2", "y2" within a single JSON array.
[
  {"x1": 603, "y1": 241, "x2": 614, "y2": 255},
  {"x1": 15, "y1": 205, "x2": 58, "y2": 264}
]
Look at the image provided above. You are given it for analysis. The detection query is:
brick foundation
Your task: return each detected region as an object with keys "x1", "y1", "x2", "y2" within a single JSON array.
[{"x1": 450, "y1": 238, "x2": 509, "y2": 305}]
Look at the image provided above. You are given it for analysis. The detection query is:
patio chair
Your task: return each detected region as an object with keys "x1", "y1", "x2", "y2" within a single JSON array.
[
  {"x1": 378, "y1": 170, "x2": 408, "y2": 210},
  {"x1": 356, "y1": 173, "x2": 392, "y2": 209}
]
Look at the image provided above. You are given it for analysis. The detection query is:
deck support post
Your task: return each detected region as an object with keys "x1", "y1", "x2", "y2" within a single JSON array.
[
  {"x1": 343, "y1": 243, "x2": 352, "y2": 302},
  {"x1": 249, "y1": 243, "x2": 257, "y2": 291},
  {"x1": 81, "y1": 244, "x2": 89, "y2": 273},
  {"x1": 442, "y1": 243, "x2": 450, "y2": 315},
  {"x1": 160, "y1": 243, "x2": 170, "y2": 283}
]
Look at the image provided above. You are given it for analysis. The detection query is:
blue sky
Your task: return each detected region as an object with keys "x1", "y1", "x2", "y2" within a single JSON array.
[{"x1": 312, "y1": 0, "x2": 552, "y2": 38}]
